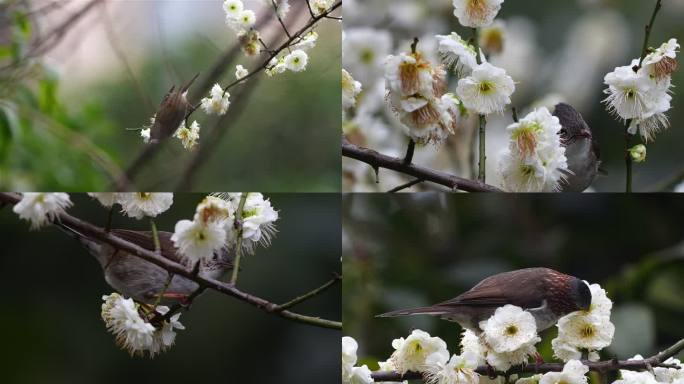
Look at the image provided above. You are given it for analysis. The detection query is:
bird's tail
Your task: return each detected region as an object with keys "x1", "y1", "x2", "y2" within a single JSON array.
[{"x1": 376, "y1": 305, "x2": 450, "y2": 318}]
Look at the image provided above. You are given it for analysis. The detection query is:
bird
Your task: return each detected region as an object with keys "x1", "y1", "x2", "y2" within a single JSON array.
[
  {"x1": 150, "y1": 73, "x2": 200, "y2": 143},
  {"x1": 553, "y1": 103, "x2": 601, "y2": 192},
  {"x1": 57, "y1": 224, "x2": 232, "y2": 304},
  {"x1": 378, "y1": 267, "x2": 592, "y2": 333}
]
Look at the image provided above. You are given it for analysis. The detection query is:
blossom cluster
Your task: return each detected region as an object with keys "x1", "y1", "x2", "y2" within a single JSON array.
[
  {"x1": 615, "y1": 355, "x2": 684, "y2": 384},
  {"x1": 498, "y1": 108, "x2": 569, "y2": 192},
  {"x1": 343, "y1": 280, "x2": 620, "y2": 384},
  {"x1": 603, "y1": 38, "x2": 678, "y2": 142},
  {"x1": 101, "y1": 293, "x2": 184, "y2": 358},
  {"x1": 171, "y1": 193, "x2": 279, "y2": 265}
]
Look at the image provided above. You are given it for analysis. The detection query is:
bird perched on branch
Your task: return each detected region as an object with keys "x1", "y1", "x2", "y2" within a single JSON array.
[
  {"x1": 150, "y1": 73, "x2": 200, "y2": 143},
  {"x1": 378, "y1": 267, "x2": 591, "y2": 332},
  {"x1": 553, "y1": 103, "x2": 601, "y2": 192},
  {"x1": 58, "y1": 224, "x2": 233, "y2": 304}
]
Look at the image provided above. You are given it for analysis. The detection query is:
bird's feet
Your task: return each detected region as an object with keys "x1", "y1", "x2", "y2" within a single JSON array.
[
  {"x1": 485, "y1": 363, "x2": 497, "y2": 379},
  {"x1": 156, "y1": 292, "x2": 190, "y2": 304},
  {"x1": 534, "y1": 352, "x2": 545, "y2": 371}
]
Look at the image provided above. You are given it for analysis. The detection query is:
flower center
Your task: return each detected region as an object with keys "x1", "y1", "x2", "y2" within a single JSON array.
[
  {"x1": 479, "y1": 81, "x2": 494, "y2": 93},
  {"x1": 138, "y1": 192, "x2": 151, "y2": 200},
  {"x1": 466, "y1": 0, "x2": 488, "y2": 22},
  {"x1": 360, "y1": 49, "x2": 374, "y2": 64},
  {"x1": 580, "y1": 324, "x2": 595, "y2": 338},
  {"x1": 505, "y1": 325, "x2": 518, "y2": 336}
]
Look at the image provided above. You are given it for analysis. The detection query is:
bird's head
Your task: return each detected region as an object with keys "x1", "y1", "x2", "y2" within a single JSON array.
[
  {"x1": 554, "y1": 103, "x2": 593, "y2": 143},
  {"x1": 569, "y1": 278, "x2": 592, "y2": 312}
]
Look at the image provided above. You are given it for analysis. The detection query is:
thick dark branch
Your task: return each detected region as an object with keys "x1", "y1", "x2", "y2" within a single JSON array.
[
  {"x1": 0, "y1": 192, "x2": 341, "y2": 330},
  {"x1": 372, "y1": 338, "x2": 684, "y2": 382},
  {"x1": 342, "y1": 140, "x2": 502, "y2": 193}
]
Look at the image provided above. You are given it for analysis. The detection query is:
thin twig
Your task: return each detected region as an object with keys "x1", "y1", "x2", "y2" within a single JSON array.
[
  {"x1": 387, "y1": 178, "x2": 425, "y2": 193},
  {"x1": 637, "y1": 0, "x2": 663, "y2": 69},
  {"x1": 277, "y1": 273, "x2": 341, "y2": 311},
  {"x1": 0, "y1": 192, "x2": 341, "y2": 330},
  {"x1": 372, "y1": 338, "x2": 684, "y2": 382},
  {"x1": 342, "y1": 140, "x2": 502, "y2": 192},
  {"x1": 230, "y1": 193, "x2": 249, "y2": 286},
  {"x1": 403, "y1": 139, "x2": 416, "y2": 165}
]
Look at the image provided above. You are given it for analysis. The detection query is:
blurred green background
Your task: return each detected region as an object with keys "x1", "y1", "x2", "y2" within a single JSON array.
[
  {"x1": 343, "y1": 193, "x2": 684, "y2": 379},
  {"x1": 0, "y1": 1, "x2": 341, "y2": 191},
  {"x1": 0, "y1": 193, "x2": 341, "y2": 383}
]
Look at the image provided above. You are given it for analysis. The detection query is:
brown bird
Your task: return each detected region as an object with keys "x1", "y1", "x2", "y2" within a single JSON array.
[
  {"x1": 553, "y1": 103, "x2": 601, "y2": 192},
  {"x1": 379, "y1": 267, "x2": 591, "y2": 332},
  {"x1": 58, "y1": 224, "x2": 232, "y2": 304},
  {"x1": 150, "y1": 73, "x2": 200, "y2": 143}
]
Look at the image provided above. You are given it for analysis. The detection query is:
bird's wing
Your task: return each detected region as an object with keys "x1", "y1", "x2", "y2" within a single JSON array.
[
  {"x1": 110, "y1": 229, "x2": 182, "y2": 264},
  {"x1": 436, "y1": 268, "x2": 549, "y2": 309}
]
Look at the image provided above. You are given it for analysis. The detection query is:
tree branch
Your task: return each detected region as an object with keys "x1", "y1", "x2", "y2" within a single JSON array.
[
  {"x1": 0, "y1": 192, "x2": 341, "y2": 330},
  {"x1": 371, "y1": 338, "x2": 684, "y2": 382},
  {"x1": 342, "y1": 140, "x2": 502, "y2": 192},
  {"x1": 277, "y1": 272, "x2": 341, "y2": 311}
]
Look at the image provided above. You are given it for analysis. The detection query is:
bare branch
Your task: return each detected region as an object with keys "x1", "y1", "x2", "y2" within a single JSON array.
[{"x1": 342, "y1": 140, "x2": 502, "y2": 193}]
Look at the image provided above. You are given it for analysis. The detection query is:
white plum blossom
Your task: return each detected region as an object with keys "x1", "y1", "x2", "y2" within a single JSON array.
[
  {"x1": 88, "y1": 193, "x2": 119, "y2": 208},
  {"x1": 478, "y1": 305, "x2": 540, "y2": 371},
  {"x1": 294, "y1": 31, "x2": 319, "y2": 51},
  {"x1": 385, "y1": 50, "x2": 455, "y2": 145},
  {"x1": 140, "y1": 127, "x2": 151, "y2": 143},
  {"x1": 460, "y1": 329, "x2": 486, "y2": 366},
  {"x1": 101, "y1": 294, "x2": 184, "y2": 357},
  {"x1": 436, "y1": 32, "x2": 478, "y2": 74},
  {"x1": 222, "y1": 192, "x2": 279, "y2": 252},
  {"x1": 539, "y1": 360, "x2": 589, "y2": 384},
  {"x1": 613, "y1": 358, "x2": 660, "y2": 384},
  {"x1": 118, "y1": 193, "x2": 173, "y2": 219},
  {"x1": 223, "y1": 0, "x2": 244, "y2": 18},
  {"x1": 642, "y1": 38, "x2": 679, "y2": 77},
  {"x1": 238, "y1": 10, "x2": 256, "y2": 28},
  {"x1": 390, "y1": 329, "x2": 450, "y2": 374},
  {"x1": 101, "y1": 293, "x2": 156, "y2": 356},
  {"x1": 284, "y1": 49, "x2": 309, "y2": 72},
  {"x1": 349, "y1": 365, "x2": 374, "y2": 384},
  {"x1": 499, "y1": 108, "x2": 568, "y2": 192},
  {"x1": 480, "y1": 305, "x2": 540, "y2": 354},
  {"x1": 425, "y1": 352, "x2": 480, "y2": 384},
  {"x1": 343, "y1": 336, "x2": 359, "y2": 383},
  {"x1": 456, "y1": 62, "x2": 515, "y2": 115},
  {"x1": 653, "y1": 357, "x2": 684, "y2": 384},
  {"x1": 452, "y1": 0, "x2": 504, "y2": 28},
  {"x1": 235, "y1": 64, "x2": 248, "y2": 80},
  {"x1": 195, "y1": 195, "x2": 232, "y2": 224},
  {"x1": 552, "y1": 283, "x2": 614, "y2": 362},
  {"x1": 174, "y1": 120, "x2": 200, "y2": 150},
  {"x1": 201, "y1": 84, "x2": 231, "y2": 116},
  {"x1": 309, "y1": 0, "x2": 334, "y2": 16},
  {"x1": 149, "y1": 305, "x2": 185, "y2": 357},
  {"x1": 342, "y1": 69, "x2": 363, "y2": 109},
  {"x1": 516, "y1": 375, "x2": 542, "y2": 384},
  {"x1": 171, "y1": 219, "x2": 227, "y2": 264},
  {"x1": 13, "y1": 193, "x2": 72, "y2": 229},
  {"x1": 343, "y1": 28, "x2": 392, "y2": 86},
  {"x1": 603, "y1": 65, "x2": 654, "y2": 121},
  {"x1": 604, "y1": 39, "x2": 678, "y2": 142}
]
